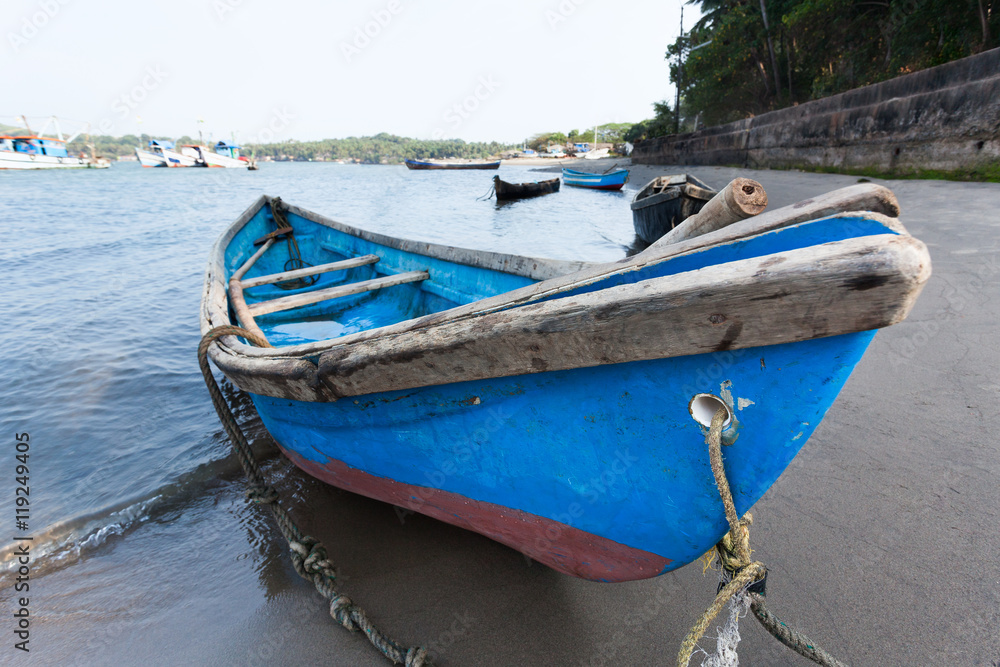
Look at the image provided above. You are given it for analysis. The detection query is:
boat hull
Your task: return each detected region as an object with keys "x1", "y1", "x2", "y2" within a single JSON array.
[
  {"x1": 0, "y1": 151, "x2": 107, "y2": 169},
  {"x1": 632, "y1": 176, "x2": 717, "y2": 243},
  {"x1": 562, "y1": 168, "x2": 629, "y2": 190},
  {"x1": 135, "y1": 148, "x2": 167, "y2": 168},
  {"x1": 204, "y1": 151, "x2": 250, "y2": 168},
  {"x1": 494, "y1": 177, "x2": 560, "y2": 200},
  {"x1": 202, "y1": 191, "x2": 929, "y2": 582},
  {"x1": 405, "y1": 159, "x2": 501, "y2": 170},
  {"x1": 249, "y1": 332, "x2": 874, "y2": 582}
]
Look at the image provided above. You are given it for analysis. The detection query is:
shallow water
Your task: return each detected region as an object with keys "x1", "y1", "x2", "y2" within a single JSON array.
[{"x1": 0, "y1": 161, "x2": 637, "y2": 653}]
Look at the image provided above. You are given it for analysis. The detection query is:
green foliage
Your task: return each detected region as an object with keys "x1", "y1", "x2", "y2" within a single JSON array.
[
  {"x1": 625, "y1": 101, "x2": 675, "y2": 142},
  {"x1": 66, "y1": 133, "x2": 173, "y2": 157},
  {"x1": 567, "y1": 129, "x2": 581, "y2": 141},
  {"x1": 528, "y1": 132, "x2": 569, "y2": 151},
  {"x1": 61, "y1": 132, "x2": 512, "y2": 162},
  {"x1": 664, "y1": 0, "x2": 999, "y2": 128},
  {"x1": 246, "y1": 133, "x2": 511, "y2": 163}
]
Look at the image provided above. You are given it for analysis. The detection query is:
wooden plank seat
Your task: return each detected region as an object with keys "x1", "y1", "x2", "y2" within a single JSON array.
[
  {"x1": 241, "y1": 254, "x2": 380, "y2": 288},
  {"x1": 248, "y1": 270, "x2": 430, "y2": 316}
]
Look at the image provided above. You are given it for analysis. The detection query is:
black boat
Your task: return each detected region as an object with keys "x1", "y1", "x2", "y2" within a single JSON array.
[
  {"x1": 493, "y1": 175, "x2": 560, "y2": 200},
  {"x1": 631, "y1": 174, "x2": 717, "y2": 243}
]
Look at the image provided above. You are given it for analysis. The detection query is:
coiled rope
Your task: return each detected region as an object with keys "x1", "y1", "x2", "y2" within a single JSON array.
[
  {"x1": 199, "y1": 325, "x2": 429, "y2": 666},
  {"x1": 676, "y1": 409, "x2": 848, "y2": 667}
]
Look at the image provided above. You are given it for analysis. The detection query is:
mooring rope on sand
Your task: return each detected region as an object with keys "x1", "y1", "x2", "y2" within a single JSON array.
[
  {"x1": 199, "y1": 325, "x2": 429, "y2": 666},
  {"x1": 200, "y1": 324, "x2": 846, "y2": 666},
  {"x1": 677, "y1": 409, "x2": 848, "y2": 667}
]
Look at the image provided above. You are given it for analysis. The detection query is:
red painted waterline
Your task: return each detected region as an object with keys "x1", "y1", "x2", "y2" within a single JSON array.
[{"x1": 280, "y1": 447, "x2": 672, "y2": 582}]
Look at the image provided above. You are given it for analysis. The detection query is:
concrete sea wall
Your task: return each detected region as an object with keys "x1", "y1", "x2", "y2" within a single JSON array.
[{"x1": 632, "y1": 48, "x2": 1000, "y2": 174}]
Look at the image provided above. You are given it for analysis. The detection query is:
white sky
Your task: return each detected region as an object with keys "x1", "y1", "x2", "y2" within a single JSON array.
[{"x1": 2, "y1": 0, "x2": 695, "y2": 144}]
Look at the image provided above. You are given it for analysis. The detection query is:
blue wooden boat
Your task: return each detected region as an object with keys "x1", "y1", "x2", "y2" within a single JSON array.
[
  {"x1": 201, "y1": 186, "x2": 929, "y2": 582},
  {"x1": 404, "y1": 158, "x2": 500, "y2": 170},
  {"x1": 562, "y1": 167, "x2": 629, "y2": 190}
]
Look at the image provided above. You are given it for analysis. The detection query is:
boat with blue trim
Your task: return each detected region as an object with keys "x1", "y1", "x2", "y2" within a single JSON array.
[
  {"x1": 562, "y1": 166, "x2": 629, "y2": 190},
  {"x1": 135, "y1": 140, "x2": 199, "y2": 168},
  {"x1": 201, "y1": 184, "x2": 929, "y2": 582},
  {"x1": 0, "y1": 116, "x2": 109, "y2": 170}
]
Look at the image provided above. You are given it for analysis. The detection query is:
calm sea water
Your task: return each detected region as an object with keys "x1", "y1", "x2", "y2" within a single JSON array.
[{"x1": 0, "y1": 161, "x2": 639, "y2": 659}]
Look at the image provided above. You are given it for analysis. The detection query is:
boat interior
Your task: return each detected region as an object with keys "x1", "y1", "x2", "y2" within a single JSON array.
[{"x1": 224, "y1": 197, "x2": 905, "y2": 350}]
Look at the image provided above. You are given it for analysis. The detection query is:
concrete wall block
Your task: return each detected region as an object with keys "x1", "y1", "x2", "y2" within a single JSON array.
[{"x1": 633, "y1": 48, "x2": 1000, "y2": 173}]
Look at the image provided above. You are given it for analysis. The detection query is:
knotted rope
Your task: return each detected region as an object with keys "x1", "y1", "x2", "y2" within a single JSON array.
[
  {"x1": 676, "y1": 409, "x2": 848, "y2": 667},
  {"x1": 199, "y1": 325, "x2": 429, "y2": 666}
]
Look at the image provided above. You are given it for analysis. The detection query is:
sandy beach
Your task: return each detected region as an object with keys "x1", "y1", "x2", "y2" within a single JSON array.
[{"x1": 16, "y1": 162, "x2": 999, "y2": 666}]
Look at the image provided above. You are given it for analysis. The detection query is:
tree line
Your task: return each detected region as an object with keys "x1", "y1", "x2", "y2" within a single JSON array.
[
  {"x1": 244, "y1": 133, "x2": 511, "y2": 163},
  {"x1": 628, "y1": 0, "x2": 999, "y2": 140},
  {"x1": 50, "y1": 132, "x2": 510, "y2": 163}
]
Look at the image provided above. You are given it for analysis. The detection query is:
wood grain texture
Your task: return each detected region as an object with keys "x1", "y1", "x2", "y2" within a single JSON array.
[
  {"x1": 241, "y1": 254, "x2": 379, "y2": 288},
  {"x1": 311, "y1": 234, "x2": 930, "y2": 398},
  {"x1": 657, "y1": 177, "x2": 768, "y2": 245},
  {"x1": 201, "y1": 186, "x2": 925, "y2": 402},
  {"x1": 218, "y1": 183, "x2": 908, "y2": 361},
  {"x1": 248, "y1": 270, "x2": 428, "y2": 316}
]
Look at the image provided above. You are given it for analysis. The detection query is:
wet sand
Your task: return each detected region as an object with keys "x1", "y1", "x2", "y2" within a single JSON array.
[{"x1": 33, "y1": 165, "x2": 1000, "y2": 665}]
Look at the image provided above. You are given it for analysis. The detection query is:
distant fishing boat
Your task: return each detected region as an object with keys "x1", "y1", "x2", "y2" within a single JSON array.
[
  {"x1": 561, "y1": 167, "x2": 629, "y2": 190},
  {"x1": 493, "y1": 175, "x2": 560, "y2": 200},
  {"x1": 632, "y1": 174, "x2": 717, "y2": 243},
  {"x1": 405, "y1": 158, "x2": 500, "y2": 170},
  {"x1": 201, "y1": 184, "x2": 929, "y2": 582},
  {"x1": 177, "y1": 141, "x2": 255, "y2": 169},
  {"x1": 134, "y1": 140, "x2": 198, "y2": 168},
  {"x1": 208, "y1": 141, "x2": 254, "y2": 168},
  {"x1": 0, "y1": 116, "x2": 109, "y2": 170}
]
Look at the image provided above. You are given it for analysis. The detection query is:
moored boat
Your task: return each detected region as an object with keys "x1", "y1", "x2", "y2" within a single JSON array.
[
  {"x1": 135, "y1": 140, "x2": 198, "y2": 168},
  {"x1": 632, "y1": 174, "x2": 717, "y2": 243},
  {"x1": 405, "y1": 158, "x2": 500, "y2": 170},
  {"x1": 201, "y1": 185, "x2": 929, "y2": 582},
  {"x1": 0, "y1": 117, "x2": 109, "y2": 170},
  {"x1": 561, "y1": 167, "x2": 629, "y2": 190},
  {"x1": 207, "y1": 141, "x2": 254, "y2": 168},
  {"x1": 493, "y1": 175, "x2": 560, "y2": 200}
]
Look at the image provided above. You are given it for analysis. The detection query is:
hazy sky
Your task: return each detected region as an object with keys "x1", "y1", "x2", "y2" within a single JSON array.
[{"x1": 3, "y1": 0, "x2": 695, "y2": 144}]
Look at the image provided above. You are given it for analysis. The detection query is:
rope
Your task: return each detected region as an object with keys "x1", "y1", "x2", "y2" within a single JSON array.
[
  {"x1": 199, "y1": 325, "x2": 429, "y2": 666},
  {"x1": 268, "y1": 197, "x2": 317, "y2": 291},
  {"x1": 476, "y1": 183, "x2": 495, "y2": 201},
  {"x1": 676, "y1": 409, "x2": 848, "y2": 667}
]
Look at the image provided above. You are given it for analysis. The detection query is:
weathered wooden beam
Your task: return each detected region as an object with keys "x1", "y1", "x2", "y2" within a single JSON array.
[
  {"x1": 233, "y1": 237, "x2": 275, "y2": 281},
  {"x1": 226, "y1": 237, "x2": 274, "y2": 343},
  {"x1": 241, "y1": 254, "x2": 380, "y2": 288},
  {"x1": 655, "y1": 177, "x2": 768, "y2": 246},
  {"x1": 248, "y1": 270, "x2": 429, "y2": 316},
  {"x1": 311, "y1": 234, "x2": 930, "y2": 398},
  {"x1": 649, "y1": 181, "x2": 899, "y2": 252}
]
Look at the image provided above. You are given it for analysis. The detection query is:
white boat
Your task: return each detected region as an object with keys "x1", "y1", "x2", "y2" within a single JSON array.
[
  {"x1": 0, "y1": 117, "x2": 109, "y2": 170},
  {"x1": 205, "y1": 141, "x2": 254, "y2": 168},
  {"x1": 135, "y1": 140, "x2": 200, "y2": 168},
  {"x1": 148, "y1": 140, "x2": 254, "y2": 169},
  {"x1": 583, "y1": 148, "x2": 611, "y2": 160},
  {"x1": 135, "y1": 145, "x2": 167, "y2": 167}
]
